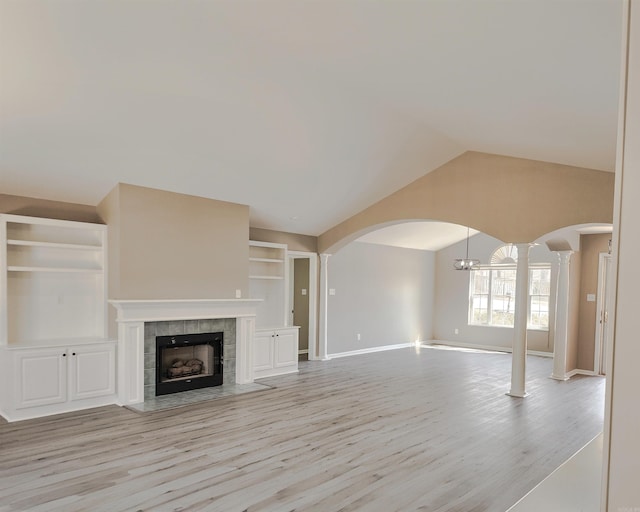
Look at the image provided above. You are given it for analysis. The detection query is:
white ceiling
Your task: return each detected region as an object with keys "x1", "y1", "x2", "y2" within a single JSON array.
[
  {"x1": 0, "y1": 0, "x2": 623, "y2": 239},
  {"x1": 357, "y1": 222, "x2": 480, "y2": 252}
]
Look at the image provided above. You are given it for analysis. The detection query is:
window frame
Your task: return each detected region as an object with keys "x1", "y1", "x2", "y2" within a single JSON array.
[{"x1": 468, "y1": 263, "x2": 551, "y2": 331}]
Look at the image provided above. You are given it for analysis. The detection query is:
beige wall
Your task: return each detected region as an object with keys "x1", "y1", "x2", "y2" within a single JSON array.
[
  {"x1": 97, "y1": 183, "x2": 249, "y2": 303},
  {"x1": 576, "y1": 233, "x2": 611, "y2": 371},
  {"x1": 318, "y1": 151, "x2": 615, "y2": 253},
  {"x1": 0, "y1": 193, "x2": 101, "y2": 223},
  {"x1": 250, "y1": 227, "x2": 318, "y2": 253}
]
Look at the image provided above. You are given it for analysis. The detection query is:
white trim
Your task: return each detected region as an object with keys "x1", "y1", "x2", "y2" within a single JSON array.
[
  {"x1": 298, "y1": 349, "x2": 309, "y2": 355},
  {"x1": 109, "y1": 298, "x2": 261, "y2": 323},
  {"x1": 429, "y1": 339, "x2": 553, "y2": 358},
  {"x1": 566, "y1": 368, "x2": 600, "y2": 378},
  {"x1": 328, "y1": 343, "x2": 413, "y2": 359},
  {"x1": 318, "y1": 254, "x2": 330, "y2": 361},
  {"x1": 594, "y1": 253, "x2": 612, "y2": 376}
]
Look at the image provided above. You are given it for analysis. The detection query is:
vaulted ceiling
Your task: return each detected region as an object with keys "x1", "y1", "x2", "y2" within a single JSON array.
[{"x1": 0, "y1": 0, "x2": 623, "y2": 239}]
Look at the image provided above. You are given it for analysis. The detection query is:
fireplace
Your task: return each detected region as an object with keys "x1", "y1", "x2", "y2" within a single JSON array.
[
  {"x1": 109, "y1": 299, "x2": 259, "y2": 406},
  {"x1": 156, "y1": 332, "x2": 223, "y2": 396}
]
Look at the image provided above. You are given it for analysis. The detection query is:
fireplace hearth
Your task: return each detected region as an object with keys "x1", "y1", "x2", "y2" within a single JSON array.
[{"x1": 156, "y1": 332, "x2": 223, "y2": 396}]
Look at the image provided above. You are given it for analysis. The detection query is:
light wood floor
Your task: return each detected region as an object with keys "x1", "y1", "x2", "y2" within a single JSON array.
[{"x1": 0, "y1": 346, "x2": 605, "y2": 512}]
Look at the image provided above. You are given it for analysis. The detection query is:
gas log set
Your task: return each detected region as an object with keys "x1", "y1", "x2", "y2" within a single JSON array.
[{"x1": 167, "y1": 358, "x2": 204, "y2": 378}]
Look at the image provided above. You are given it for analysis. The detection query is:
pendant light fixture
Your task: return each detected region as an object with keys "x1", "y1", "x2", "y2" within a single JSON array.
[{"x1": 453, "y1": 227, "x2": 480, "y2": 270}]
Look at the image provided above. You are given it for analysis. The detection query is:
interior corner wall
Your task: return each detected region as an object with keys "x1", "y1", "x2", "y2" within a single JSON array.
[
  {"x1": 327, "y1": 242, "x2": 434, "y2": 354},
  {"x1": 0, "y1": 193, "x2": 101, "y2": 223},
  {"x1": 576, "y1": 233, "x2": 612, "y2": 371},
  {"x1": 433, "y1": 233, "x2": 552, "y2": 352},
  {"x1": 98, "y1": 183, "x2": 250, "y2": 302},
  {"x1": 249, "y1": 227, "x2": 318, "y2": 253}
]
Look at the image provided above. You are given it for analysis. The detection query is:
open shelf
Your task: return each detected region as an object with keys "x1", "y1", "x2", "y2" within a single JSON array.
[
  {"x1": 1, "y1": 214, "x2": 108, "y2": 347},
  {"x1": 7, "y1": 239, "x2": 102, "y2": 251},
  {"x1": 249, "y1": 257, "x2": 284, "y2": 263},
  {"x1": 249, "y1": 241, "x2": 289, "y2": 327},
  {"x1": 8, "y1": 266, "x2": 103, "y2": 273}
]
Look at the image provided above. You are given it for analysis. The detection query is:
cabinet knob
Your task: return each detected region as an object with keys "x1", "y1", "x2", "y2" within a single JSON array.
[
  {"x1": 62, "y1": 353, "x2": 66, "y2": 357},
  {"x1": 72, "y1": 352, "x2": 76, "y2": 356}
]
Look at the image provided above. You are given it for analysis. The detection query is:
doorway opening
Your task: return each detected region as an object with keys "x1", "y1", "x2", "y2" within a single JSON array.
[
  {"x1": 594, "y1": 252, "x2": 612, "y2": 376},
  {"x1": 288, "y1": 251, "x2": 318, "y2": 360}
]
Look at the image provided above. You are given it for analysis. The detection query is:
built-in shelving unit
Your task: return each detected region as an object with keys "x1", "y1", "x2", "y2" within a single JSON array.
[
  {"x1": 0, "y1": 214, "x2": 115, "y2": 422},
  {"x1": 1, "y1": 214, "x2": 108, "y2": 346},
  {"x1": 248, "y1": 240, "x2": 289, "y2": 328}
]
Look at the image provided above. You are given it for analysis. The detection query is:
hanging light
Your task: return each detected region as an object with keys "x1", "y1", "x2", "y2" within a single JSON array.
[{"x1": 453, "y1": 227, "x2": 480, "y2": 270}]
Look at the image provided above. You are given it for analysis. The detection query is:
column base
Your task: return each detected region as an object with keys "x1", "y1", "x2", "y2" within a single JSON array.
[
  {"x1": 550, "y1": 373, "x2": 570, "y2": 381},
  {"x1": 506, "y1": 391, "x2": 529, "y2": 398}
]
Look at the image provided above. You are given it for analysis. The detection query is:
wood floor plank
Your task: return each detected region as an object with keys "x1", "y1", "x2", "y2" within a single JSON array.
[{"x1": 0, "y1": 346, "x2": 605, "y2": 512}]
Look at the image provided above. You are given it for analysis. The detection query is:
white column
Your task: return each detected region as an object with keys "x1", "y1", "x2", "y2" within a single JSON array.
[
  {"x1": 508, "y1": 243, "x2": 533, "y2": 398},
  {"x1": 318, "y1": 253, "x2": 330, "y2": 361},
  {"x1": 236, "y1": 317, "x2": 255, "y2": 384},
  {"x1": 551, "y1": 251, "x2": 573, "y2": 381},
  {"x1": 117, "y1": 321, "x2": 145, "y2": 405}
]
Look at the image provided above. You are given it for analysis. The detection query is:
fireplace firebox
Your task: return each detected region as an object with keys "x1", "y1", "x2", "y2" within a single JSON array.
[{"x1": 155, "y1": 332, "x2": 223, "y2": 396}]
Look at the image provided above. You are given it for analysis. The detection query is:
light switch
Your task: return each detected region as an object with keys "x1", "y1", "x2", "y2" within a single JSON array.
[
  {"x1": 587, "y1": 293, "x2": 596, "y2": 302},
  {"x1": 329, "y1": 288, "x2": 336, "y2": 296},
  {"x1": 301, "y1": 289, "x2": 307, "y2": 296}
]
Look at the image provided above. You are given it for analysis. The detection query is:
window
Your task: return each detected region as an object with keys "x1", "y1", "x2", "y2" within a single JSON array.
[
  {"x1": 468, "y1": 245, "x2": 551, "y2": 330},
  {"x1": 528, "y1": 267, "x2": 551, "y2": 329}
]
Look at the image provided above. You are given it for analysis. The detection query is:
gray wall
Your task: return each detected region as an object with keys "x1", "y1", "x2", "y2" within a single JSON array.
[{"x1": 327, "y1": 242, "x2": 434, "y2": 354}]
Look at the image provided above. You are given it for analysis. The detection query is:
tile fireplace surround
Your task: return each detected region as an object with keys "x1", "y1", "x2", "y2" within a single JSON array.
[{"x1": 109, "y1": 299, "x2": 260, "y2": 406}]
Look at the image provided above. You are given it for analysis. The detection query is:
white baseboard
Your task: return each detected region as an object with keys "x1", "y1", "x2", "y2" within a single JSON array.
[
  {"x1": 328, "y1": 343, "x2": 414, "y2": 359},
  {"x1": 566, "y1": 368, "x2": 599, "y2": 378},
  {"x1": 428, "y1": 339, "x2": 553, "y2": 358}
]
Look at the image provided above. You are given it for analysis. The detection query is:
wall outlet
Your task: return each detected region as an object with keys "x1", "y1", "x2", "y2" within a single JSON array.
[
  {"x1": 357, "y1": 333, "x2": 361, "y2": 341},
  {"x1": 329, "y1": 288, "x2": 336, "y2": 296},
  {"x1": 235, "y1": 289, "x2": 242, "y2": 298},
  {"x1": 301, "y1": 288, "x2": 307, "y2": 296},
  {"x1": 454, "y1": 328, "x2": 459, "y2": 335}
]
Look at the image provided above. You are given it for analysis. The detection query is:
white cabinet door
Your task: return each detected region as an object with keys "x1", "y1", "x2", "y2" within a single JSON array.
[
  {"x1": 69, "y1": 343, "x2": 116, "y2": 401},
  {"x1": 274, "y1": 331, "x2": 297, "y2": 368},
  {"x1": 14, "y1": 348, "x2": 67, "y2": 409},
  {"x1": 253, "y1": 332, "x2": 274, "y2": 372}
]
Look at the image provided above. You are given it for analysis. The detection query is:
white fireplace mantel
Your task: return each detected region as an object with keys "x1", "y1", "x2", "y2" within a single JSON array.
[{"x1": 110, "y1": 299, "x2": 261, "y2": 405}]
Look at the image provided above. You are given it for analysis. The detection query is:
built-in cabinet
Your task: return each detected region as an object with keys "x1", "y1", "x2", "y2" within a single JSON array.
[
  {"x1": 253, "y1": 327, "x2": 299, "y2": 379},
  {"x1": 0, "y1": 214, "x2": 116, "y2": 421},
  {"x1": 249, "y1": 241, "x2": 299, "y2": 378},
  {"x1": 13, "y1": 342, "x2": 116, "y2": 410}
]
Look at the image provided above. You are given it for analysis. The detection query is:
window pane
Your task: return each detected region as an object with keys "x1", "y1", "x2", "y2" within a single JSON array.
[
  {"x1": 471, "y1": 295, "x2": 489, "y2": 324},
  {"x1": 491, "y1": 269, "x2": 516, "y2": 327},
  {"x1": 530, "y1": 268, "x2": 551, "y2": 295},
  {"x1": 529, "y1": 296, "x2": 549, "y2": 328},
  {"x1": 469, "y1": 270, "x2": 490, "y2": 325},
  {"x1": 528, "y1": 267, "x2": 551, "y2": 329}
]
